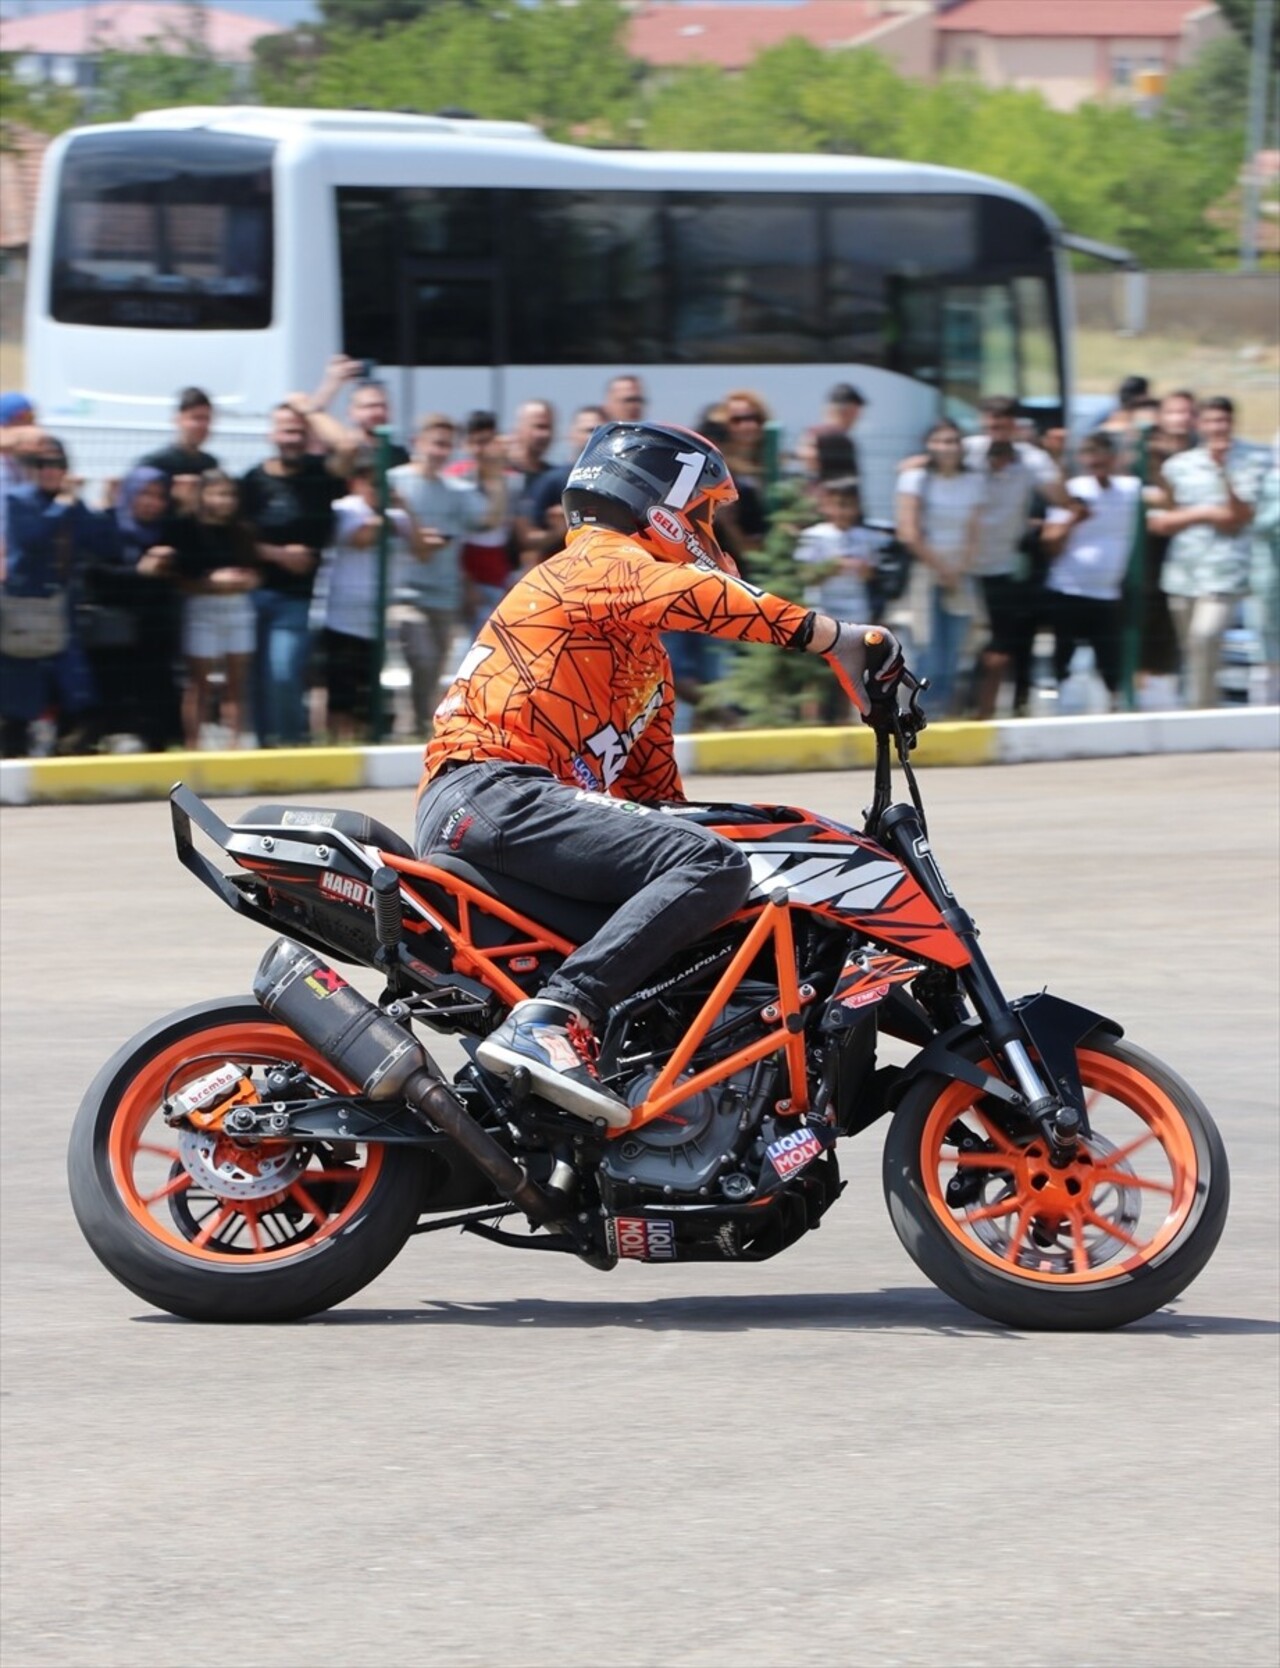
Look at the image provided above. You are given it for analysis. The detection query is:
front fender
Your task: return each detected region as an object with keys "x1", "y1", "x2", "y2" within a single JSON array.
[{"x1": 888, "y1": 993, "x2": 1123, "y2": 1125}]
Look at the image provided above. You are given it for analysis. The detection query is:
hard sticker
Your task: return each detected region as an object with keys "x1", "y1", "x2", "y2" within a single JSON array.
[{"x1": 766, "y1": 1127, "x2": 824, "y2": 1180}]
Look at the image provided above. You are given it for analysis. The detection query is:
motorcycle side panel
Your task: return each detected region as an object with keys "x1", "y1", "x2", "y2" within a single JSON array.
[{"x1": 711, "y1": 813, "x2": 970, "y2": 969}]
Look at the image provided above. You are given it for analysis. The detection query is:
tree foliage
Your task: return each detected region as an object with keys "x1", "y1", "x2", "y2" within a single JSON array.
[
  {"x1": 316, "y1": 0, "x2": 456, "y2": 32},
  {"x1": 91, "y1": 44, "x2": 238, "y2": 122},
  {"x1": 0, "y1": 53, "x2": 83, "y2": 136},
  {"x1": 263, "y1": 0, "x2": 641, "y2": 141},
  {"x1": 3, "y1": 4, "x2": 1257, "y2": 268},
  {"x1": 1214, "y1": 0, "x2": 1280, "y2": 71},
  {"x1": 640, "y1": 45, "x2": 1242, "y2": 268}
]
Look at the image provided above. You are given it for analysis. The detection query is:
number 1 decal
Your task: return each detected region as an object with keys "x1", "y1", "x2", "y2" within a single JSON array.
[{"x1": 665, "y1": 451, "x2": 704, "y2": 510}]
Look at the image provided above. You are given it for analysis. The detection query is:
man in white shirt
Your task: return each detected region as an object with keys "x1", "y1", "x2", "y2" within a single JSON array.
[
  {"x1": 1040, "y1": 432, "x2": 1142, "y2": 701},
  {"x1": 1147, "y1": 395, "x2": 1263, "y2": 708},
  {"x1": 963, "y1": 396, "x2": 1068, "y2": 717},
  {"x1": 390, "y1": 415, "x2": 499, "y2": 733}
]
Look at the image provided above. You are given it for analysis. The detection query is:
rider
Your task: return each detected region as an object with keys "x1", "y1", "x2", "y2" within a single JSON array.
[{"x1": 415, "y1": 421, "x2": 903, "y2": 1126}]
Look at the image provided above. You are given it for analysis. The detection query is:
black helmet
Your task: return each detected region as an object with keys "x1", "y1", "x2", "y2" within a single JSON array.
[{"x1": 562, "y1": 421, "x2": 739, "y2": 573}]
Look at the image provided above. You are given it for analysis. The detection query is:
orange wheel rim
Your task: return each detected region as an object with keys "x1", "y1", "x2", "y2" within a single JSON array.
[
  {"x1": 921, "y1": 1048, "x2": 1200, "y2": 1285},
  {"x1": 108, "y1": 1022, "x2": 385, "y2": 1266}
]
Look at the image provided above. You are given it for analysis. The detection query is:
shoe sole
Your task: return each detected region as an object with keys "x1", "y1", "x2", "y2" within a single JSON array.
[{"x1": 476, "y1": 1037, "x2": 633, "y2": 1129}]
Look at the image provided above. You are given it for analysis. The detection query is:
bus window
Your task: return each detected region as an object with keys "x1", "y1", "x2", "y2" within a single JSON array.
[
  {"x1": 337, "y1": 188, "x2": 399, "y2": 363},
  {"x1": 507, "y1": 191, "x2": 663, "y2": 364},
  {"x1": 339, "y1": 188, "x2": 500, "y2": 366},
  {"x1": 1014, "y1": 274, "x2": 1059, "y2": 404},
  {"x1": 404, "y1": 260, "x2": 499, "y2": 368},
  {"x1": 828, "y1": 196, "x2": 975, "y2": 364},
  {"x1": 51, "y1": 131, "x2": 274, "y2": 331},
  {"x1": 667, "y1": 194, "x2": 821, "y2": 364},
  {"x1": 401, "y1": 187, "x2": 493, "y2": 259},
  {"x1": 939, "y1": 283, "x2": 1019, "y2": 421}
]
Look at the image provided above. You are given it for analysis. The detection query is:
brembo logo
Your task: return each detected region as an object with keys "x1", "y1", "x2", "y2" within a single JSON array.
[{"x1": 647, "y1": 506, "x2": 685, "y2": 545}]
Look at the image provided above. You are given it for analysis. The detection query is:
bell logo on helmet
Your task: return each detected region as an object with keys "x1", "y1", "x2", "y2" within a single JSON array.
[{"x1": 647, "y1": 506, "x2": 686, "y2": 545}]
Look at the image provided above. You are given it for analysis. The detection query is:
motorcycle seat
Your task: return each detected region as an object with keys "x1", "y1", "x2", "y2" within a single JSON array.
[
  {"x1": 236, "y1": 804, "x2": 415, "y2": 861},
  {"x1": 236, "y1": 804, "x2": 613, "y2": 945},
  {"x1": 429, "y1": 852, "x2": 615, "y2": 947}
]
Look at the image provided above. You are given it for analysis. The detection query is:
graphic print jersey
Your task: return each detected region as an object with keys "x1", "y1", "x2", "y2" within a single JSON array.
[{"x1": 422, "y1": 526, "x2": 811, "y2": 803}]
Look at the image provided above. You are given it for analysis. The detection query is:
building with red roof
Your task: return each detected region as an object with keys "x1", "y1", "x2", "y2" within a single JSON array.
[
  {"x1": 0, "y1": 2, "x2": 283, "y2": 90},
  {"x1": 628, "y1": 2, "x2": 1229, "y2": 111},
  {"x1": 628, "y1": 1, "x2": 936, "y2": 80},
  {"x1": 935, "y1": 0, "x2": 1227, "y2": 110}
]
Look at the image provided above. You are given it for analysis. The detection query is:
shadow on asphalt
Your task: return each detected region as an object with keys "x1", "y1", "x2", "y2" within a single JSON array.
[{"x1": 132, "y1": 1290, "x2": 1273, "y2": 1335}]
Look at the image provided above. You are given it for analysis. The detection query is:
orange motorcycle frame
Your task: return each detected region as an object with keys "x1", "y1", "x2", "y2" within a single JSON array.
[{"x1": 387, "y1": 853, "x2": 911, "y2": 1136}]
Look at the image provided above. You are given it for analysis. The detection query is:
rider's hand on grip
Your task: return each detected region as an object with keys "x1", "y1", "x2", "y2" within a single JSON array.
[{"x1": 825, "y1": 623, "x2": 906, "y2": 719}]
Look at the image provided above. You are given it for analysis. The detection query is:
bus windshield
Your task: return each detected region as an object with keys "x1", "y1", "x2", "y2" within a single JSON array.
[{"x1": 51, "y1": 130, "x2": 274, "y2": 332}]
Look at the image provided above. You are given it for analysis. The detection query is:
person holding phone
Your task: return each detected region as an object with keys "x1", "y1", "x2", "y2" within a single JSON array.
[{"x1": 306, "y1": 355, "x2": 410, "y2": 467}]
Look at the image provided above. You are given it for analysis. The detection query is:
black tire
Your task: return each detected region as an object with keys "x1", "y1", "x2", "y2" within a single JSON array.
[
  {"x1": 882, "y1": 1033, "x2": 1229, "y2": 1330},
  {"x1": 68, "y1": 998, "x2": 431, "y2": 1323}
]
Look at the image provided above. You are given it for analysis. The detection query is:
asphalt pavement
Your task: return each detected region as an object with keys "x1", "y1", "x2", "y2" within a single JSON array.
[{"x1": 1, "y1": 753, "x2": 1277, "y2": 1668}]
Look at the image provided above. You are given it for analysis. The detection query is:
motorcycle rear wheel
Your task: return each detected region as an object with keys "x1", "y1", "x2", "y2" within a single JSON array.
[
  {"x1": 883, "y1": 1034, "x2": 1229, "y2": 1330},
  {"x1": 68, "y1": 999, "x2": 431, "y2": 1323}
]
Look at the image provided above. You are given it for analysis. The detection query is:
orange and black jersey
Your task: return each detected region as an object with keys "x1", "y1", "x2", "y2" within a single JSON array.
[{"x1": 422, "y1": 526, "x2": 812, "y2": 804}]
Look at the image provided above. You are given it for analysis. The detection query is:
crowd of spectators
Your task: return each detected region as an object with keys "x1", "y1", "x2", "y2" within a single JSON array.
[{"x1": 0, "y1": 365, "x2": 1276, "y2": 757}]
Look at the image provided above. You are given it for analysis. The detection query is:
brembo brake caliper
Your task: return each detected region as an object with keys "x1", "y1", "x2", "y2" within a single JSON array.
[{"x1": 163, "y1": 1063, "x2": 276, "y2": 1133}]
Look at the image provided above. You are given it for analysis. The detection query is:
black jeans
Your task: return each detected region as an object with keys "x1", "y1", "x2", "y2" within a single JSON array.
[
  {"x1": 1046, "y1": 591, "x2": 1122, "y2": 693},
  {"x1": 981, "y1": 573, "x2": 1040, "y2": 712},
  {"x1": 415, "y1": 762, "x2": 752, "y2": 1024}
]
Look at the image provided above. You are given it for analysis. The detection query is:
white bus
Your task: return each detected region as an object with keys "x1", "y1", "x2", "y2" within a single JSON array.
[{"x1": 26, "y1": 105, "x2": 1076, "y2": 515}]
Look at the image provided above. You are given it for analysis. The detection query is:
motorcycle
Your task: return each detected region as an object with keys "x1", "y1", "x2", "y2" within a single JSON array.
[{"x1": 68, "y1": 638, "x2": 1229, "y2": 1328}]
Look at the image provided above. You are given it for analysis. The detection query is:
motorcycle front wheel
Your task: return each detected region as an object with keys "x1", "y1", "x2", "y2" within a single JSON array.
[
  {"x1": 68, "y1": 999, "x2": 431, "y2": 1323},
  {"x1": 883, "y1": 1033, "x2": 1229, "y2": 1330}
]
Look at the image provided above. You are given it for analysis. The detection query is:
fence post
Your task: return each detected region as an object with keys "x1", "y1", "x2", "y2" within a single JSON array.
[
  {"x1": 368, "y1": 425, "x2": 393, "y2": 745},
  {"x1": 1121, "y1": 424, "x2": 1151, "y2": 709},
  {"x1": 763, "y1": 420, "x2": 782, "y2": 499}
]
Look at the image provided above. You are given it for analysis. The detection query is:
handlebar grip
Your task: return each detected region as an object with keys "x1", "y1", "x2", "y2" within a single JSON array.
[{"x1": 861, "y1": 628, "x2": 898, "y2": 684}]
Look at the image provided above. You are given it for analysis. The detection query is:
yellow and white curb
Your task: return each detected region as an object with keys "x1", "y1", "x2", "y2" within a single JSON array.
[{"x1": 1, "y1": 709, "x2": 1275, "y2": 807}]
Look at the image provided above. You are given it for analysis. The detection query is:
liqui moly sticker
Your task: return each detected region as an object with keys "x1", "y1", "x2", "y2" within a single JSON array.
[
  {"x1": 607, "y1": 1216, "x2": 677, "y2": 1261},
  {"x1": 766, "y1": 1127, "x2": 824, "y2": 1180}
]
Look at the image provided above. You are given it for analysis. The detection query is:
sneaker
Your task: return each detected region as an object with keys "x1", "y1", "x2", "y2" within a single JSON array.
[{"x1": 477, "y1": 999, "x2": 632, "y2": 1129}]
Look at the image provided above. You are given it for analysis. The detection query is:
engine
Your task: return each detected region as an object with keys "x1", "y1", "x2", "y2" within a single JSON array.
[
  {"x1": 598, "y1": 995, "x2": 778, "y2": 1208},
  {"x1": 599, "y1": 1064, "x2": 759, "y2": 1201}
]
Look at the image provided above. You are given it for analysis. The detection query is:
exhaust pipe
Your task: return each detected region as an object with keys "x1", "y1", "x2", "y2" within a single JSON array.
[{"x1": 253, "y1": 938, "x2": 557, "y2": 1224}]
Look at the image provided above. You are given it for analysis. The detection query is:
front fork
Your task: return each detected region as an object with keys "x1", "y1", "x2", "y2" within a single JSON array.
[{"x1": 877, "y1": 802, "x2": 1092, "y2": 1160}]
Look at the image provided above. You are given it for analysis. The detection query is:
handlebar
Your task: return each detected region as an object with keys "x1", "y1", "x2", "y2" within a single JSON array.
[
  {"x1": 861, "y1": 627, "x2": 899, "y2": 683},
  {"x1": 853, "y1": 629, "x2": 928, "y2": 744}
]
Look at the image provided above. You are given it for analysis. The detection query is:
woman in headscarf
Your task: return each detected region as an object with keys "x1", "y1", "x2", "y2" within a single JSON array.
[
  {"x1": 0, "y1": 437, "x2": 110, "y2": 757},
  {"x1": 86, "y1": 465, "x2": 183, "y2": 750}
]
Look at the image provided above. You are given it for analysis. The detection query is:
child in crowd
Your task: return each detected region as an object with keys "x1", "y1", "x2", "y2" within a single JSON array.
[
  {"x1": 173, "y1": 471, "x2": 260, "y2": 749},
  {"x1": 793, "y1": 476, "x2": 881, "y2": 623},
  {"x1": 323, "y1": 457, "x2": 415, "y2": 741},
  {"x1": 793, "y1": 475, "x2": 885, "y2": 720}
]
